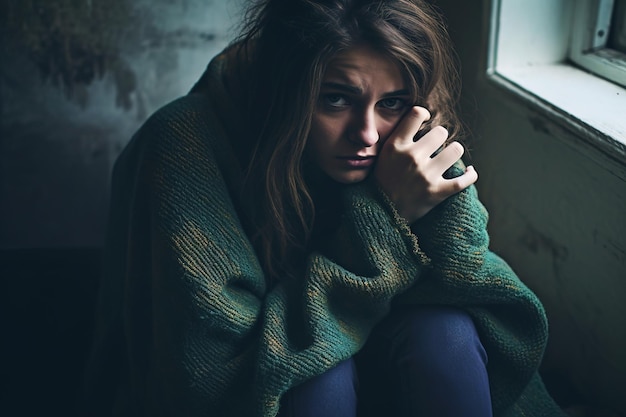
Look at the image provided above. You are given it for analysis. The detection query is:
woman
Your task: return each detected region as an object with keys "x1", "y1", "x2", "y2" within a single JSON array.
[{"x1": 84, "y1": 0, "x2": 566, "y2": 416}]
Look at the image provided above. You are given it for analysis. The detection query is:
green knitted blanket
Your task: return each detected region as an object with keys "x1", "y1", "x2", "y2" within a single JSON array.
[{"x1": 84, "y1": 53, "x2": 567, "y2": 417}]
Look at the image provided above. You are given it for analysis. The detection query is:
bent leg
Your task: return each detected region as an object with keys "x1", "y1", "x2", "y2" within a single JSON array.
[
  {"x1": 278, "y1": 358, "x2": 358, "y2": 417},
  {"x1": 358, "y1": 306, "x2": 493, "y2": 417}
]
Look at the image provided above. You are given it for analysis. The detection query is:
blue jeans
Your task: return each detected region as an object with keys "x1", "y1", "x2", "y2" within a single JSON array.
[{"x1": 278, "y1": 307, "x2": 493, "y2": 417}]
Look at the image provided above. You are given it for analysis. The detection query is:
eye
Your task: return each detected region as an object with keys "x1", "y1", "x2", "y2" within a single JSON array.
[
  {"x1": 379, "y1": 98, "x2": 406, "y2": 111},
  {"x1": 323, "y1": 94, "x2": 349, "y2": 109}
]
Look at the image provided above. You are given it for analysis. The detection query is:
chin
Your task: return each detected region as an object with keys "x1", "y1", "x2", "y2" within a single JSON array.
[{"x1": 331, "y1": 171, "x2": 370, "y2": 184}]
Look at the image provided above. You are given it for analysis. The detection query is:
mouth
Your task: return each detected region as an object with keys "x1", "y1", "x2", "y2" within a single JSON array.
[{"x1": 337, "y1": 155, "x2": 376, "y2": 168}]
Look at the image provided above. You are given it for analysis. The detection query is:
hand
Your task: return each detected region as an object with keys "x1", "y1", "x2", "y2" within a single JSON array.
[{"x1": 374, "y1": 106, "x2": 478, "y2": 224}]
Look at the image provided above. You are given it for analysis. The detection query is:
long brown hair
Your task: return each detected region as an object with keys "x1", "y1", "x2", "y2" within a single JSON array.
[{"x1": 233, "y1": 0, "x2": 463, "y2": 280}]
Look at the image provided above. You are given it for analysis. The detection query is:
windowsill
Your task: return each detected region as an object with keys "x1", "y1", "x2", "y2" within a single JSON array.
[{"x1": 488, "y1": 63, "x2": 626, "y2": 164}]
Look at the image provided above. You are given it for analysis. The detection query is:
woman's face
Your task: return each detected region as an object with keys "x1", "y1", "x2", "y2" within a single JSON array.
[{"x1": 306, "y1": 44, "x2": 409, "y2": 184}]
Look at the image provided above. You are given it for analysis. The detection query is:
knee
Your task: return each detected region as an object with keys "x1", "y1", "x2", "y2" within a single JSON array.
[
  {"x1": 318, "y1": 358, "x2": 357, "y2": 390},
  {"x1": 391, "y1": 307, "x2": 488, "y2": 372},
  {"x1": 289, "y1": 358, "x2": 357, "y2": 401},
  {"x1": 279, "y1": 359, "x2": 358, "y2": 417}
]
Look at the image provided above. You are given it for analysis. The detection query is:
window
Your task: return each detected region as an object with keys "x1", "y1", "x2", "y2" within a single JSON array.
[
  {"x1": 570, "y1": 0, "x2": 626, "y2": 87},
  {"x1": 489, "y1": 0, "x2": 626, "y2": 156}
]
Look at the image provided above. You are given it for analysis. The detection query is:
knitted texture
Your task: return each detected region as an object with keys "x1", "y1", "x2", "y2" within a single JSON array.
[{"x1": 83, "y1": 51, "x2": 567, "y2": 417}]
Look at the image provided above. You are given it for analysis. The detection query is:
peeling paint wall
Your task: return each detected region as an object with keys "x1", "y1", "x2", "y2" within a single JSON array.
[
  {"x1": 0, "y1": 0, "x2": 245, "y2": 248},
  {"x1": 435, "y1": 0, "x2": 626, "y2": 413}
]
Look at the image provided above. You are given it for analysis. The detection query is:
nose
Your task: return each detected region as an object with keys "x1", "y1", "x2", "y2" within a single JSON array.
[{"x1": 348, "y1": 108, "x2": 379, "y2": 147}]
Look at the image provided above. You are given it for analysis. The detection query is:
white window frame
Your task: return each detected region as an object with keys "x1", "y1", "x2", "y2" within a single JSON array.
[
  {"x1": 488, "y1": 0, "x2": 626, "y2": 162},
  {"x1": 570, "y1": 0, "x2": 626, "y2": 88}
]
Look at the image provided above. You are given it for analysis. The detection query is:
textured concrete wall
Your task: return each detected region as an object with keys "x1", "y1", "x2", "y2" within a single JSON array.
[{"x1": 0, "y1": 0, "x2": 244, "y2": 248}]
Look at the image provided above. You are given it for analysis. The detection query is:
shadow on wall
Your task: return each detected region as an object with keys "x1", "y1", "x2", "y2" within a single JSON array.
[
  {"x1": 1, "y1": 248, "x2": 101, "y2": 417},
  {"x1": 0, "y1": 0, "x2": 244, "y2": 249}
]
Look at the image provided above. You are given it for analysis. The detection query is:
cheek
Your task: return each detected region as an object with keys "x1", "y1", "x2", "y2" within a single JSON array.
[
  {"x1": 311, "y1": 114, "x2": 341, "y2": 139},
  {"x1": 307, "y1": 116, "x2": 329, "y2": 161},
  {"x1": 309, "y1": 114, "x2": 342, "y2": 150},
  {"x1": 378, "y1": 116, "x2": 403, "y2": 143}
]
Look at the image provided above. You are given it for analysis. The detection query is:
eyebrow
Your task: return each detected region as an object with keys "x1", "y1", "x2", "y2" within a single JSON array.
[{"x1": 321, "y1": 82, "x2": 410, "y2": 98}]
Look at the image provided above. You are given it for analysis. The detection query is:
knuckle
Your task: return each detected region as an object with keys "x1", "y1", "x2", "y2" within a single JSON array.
[
  {"x1": 447, "y1": 141, "x2": 464, "y2": 157},
  {"x1": 452, "y1": 180, "x2": 465, "y2": 192},
  {"x1": 388, "y1": 140, "x2": 407, "y2": 154},
  {"x1": 425, "y1": 181, "x2": 440, "y2": 196},
  {"x1": 409, "y1": 106, "x2": 431, "y2": 121},
  {"x1": 432, "y1": 125, "x2": 449, "y2": 137}
]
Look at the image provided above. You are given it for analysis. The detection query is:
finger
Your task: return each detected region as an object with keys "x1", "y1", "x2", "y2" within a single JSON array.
[
  {"x1": 441, "y1": 165, "x2": 478, "y2": 195},
  {"x1": 412, "y1": 125, "x2": 450, "y2": 160},
  {"x1": 388, "y1": 106, "x2": 431, "y2": 148},
  {"x1": 429, "y1": 140, "x2": 465, "y2": 173}
]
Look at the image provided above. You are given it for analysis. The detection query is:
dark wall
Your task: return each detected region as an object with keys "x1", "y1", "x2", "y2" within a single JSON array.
[{"x1": 0, "y1": 0, "x2": 243, "y2": 249}]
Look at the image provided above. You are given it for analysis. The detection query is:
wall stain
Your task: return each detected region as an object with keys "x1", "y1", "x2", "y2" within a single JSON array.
[
  {"x1": 529, "y1": 116, "x2": 552, "y2": 136},
  {"x1": 1, "y1": 0, "x2": 135, "y2": 103},
  {"x1": 592, "y1": 230, "x2": 626, "y2": 266},
  {"x1": 519, "y1": 224, "x2": 569, "y2": 278},
  {"x1": 1, "y1": 0, "x2": 219, "y2": 110}
]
